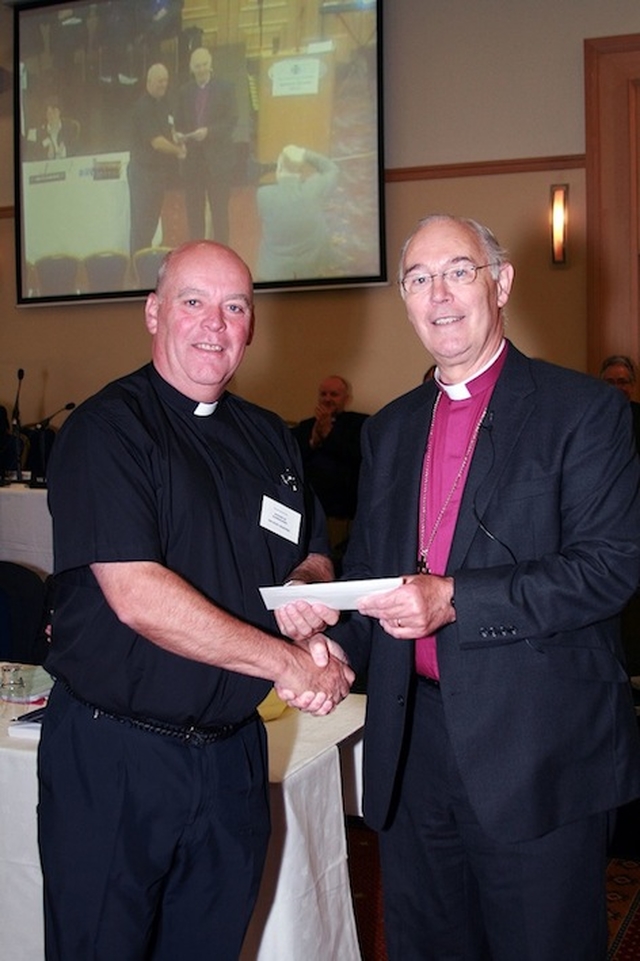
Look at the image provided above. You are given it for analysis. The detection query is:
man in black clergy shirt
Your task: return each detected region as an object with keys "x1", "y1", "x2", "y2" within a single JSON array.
[
  {"x1": 39, "y1": 240, "x2": 353, "y2": 961},
  {"x1": 128, "y1": 62, "x2": 185, "y2": 256},
  {"x1": 278, "y1": 215, "x2": 640, "y2": 961}
]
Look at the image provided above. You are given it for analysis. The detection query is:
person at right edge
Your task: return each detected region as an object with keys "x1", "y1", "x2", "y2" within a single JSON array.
[{"x1": 278, "y1": 214, "x2": 640, "y2": 960}]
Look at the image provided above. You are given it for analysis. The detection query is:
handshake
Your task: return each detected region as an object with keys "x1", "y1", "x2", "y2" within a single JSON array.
[{"x1": 273, "y1": 595, "x2": 352, "y2": 717}]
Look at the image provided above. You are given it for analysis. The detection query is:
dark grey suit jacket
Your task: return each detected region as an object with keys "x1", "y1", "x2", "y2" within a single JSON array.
[
  {"x1": 175, "y1": 77, "x2": 238, "y2": 177},
  {"x1": 335, "y1": 343, "x2": 640, "y2": 841}
]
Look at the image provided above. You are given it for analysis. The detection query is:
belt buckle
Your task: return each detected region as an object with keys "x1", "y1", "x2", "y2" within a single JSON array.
[{"x1": 184, "y1": 724, "x2": 207, "y2": 746}]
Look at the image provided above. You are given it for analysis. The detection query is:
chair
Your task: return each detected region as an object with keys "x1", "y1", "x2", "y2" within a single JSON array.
[
  {"x1": 34, "y1": 255, "x2": 81, "y2": 297},
  {"x1": 0, "y1": 562, "x2": 48, "y2": 664},
  {"x1": 133, "y1": 246, "x2": 172, "y2": 290},
  {"x1": 83, "y1": 250, "x2": 130, "y2": 293}
]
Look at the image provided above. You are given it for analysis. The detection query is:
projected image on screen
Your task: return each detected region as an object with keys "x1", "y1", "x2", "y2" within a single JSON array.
[{"x1": 14, "y1": 0, "x2": 385, "y2": 304}]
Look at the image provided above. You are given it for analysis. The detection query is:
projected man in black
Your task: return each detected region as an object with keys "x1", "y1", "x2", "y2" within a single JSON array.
[{"x1": 128, "y1": 63, "x2": 186, "y2": 256}]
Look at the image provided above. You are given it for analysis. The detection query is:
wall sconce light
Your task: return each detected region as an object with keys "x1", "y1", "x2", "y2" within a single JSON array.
[{"x1": 550, "y1": 184, "x2": 568, "y2": 265}]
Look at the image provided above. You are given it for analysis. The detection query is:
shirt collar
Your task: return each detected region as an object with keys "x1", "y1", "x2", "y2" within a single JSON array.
[
  {"x1": 194, "y1": 401, "x2": 218, "y2": 417},
  {"x1": 435, "y1": 339, "x2": 506, "y2": 400},
  {"x1": 149, "y1": 364, "x2": 221, "y2": 417}
]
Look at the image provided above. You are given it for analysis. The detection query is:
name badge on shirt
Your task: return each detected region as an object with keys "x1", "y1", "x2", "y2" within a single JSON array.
[{"x1": 260, "y1": 495, "x2": 301, "y2": 544}]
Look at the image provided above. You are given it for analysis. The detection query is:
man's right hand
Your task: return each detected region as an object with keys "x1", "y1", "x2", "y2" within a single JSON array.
[
  {"x1": 275, "y1": 638, "x2": 354, "y2": 716},
  {"x1": 274, "y1": 598, "x2": 339, "y2": 642},
  {"x1": 310, "y1": 404, "x2": 334, "y2": 448}
]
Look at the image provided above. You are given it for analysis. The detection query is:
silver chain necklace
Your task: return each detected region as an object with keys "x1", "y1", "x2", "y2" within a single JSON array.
[{"x1": 417, "y1": 393, "x2": 488, "y2": 574}]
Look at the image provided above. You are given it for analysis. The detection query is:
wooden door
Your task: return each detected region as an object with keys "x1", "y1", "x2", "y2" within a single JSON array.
[{"x1": 585, "y1": 35, "x2": 640, "y2": 373}]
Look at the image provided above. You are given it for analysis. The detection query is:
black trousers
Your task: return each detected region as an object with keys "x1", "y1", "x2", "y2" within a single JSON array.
[
  {"x1": 128, "y1": 163, "x2": 166, "y2": 256},
  {"x1": 183, "y1": 148, "x2": 231, "y2": 245},
  {"x1": 378, "y1": 678, "x2": 610, "y2": 961},
  {"x1": 38, "y1": 683, "x2": 270, "y2": 961}
]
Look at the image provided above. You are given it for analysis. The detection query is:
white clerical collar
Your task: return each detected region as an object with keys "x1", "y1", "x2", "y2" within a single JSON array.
[
  {"x1": 435, "y1": 339, "x2": 506, "y2": 400},
  {"x1": 193, "y1": 401, "x2": 218, "y2": 417}
]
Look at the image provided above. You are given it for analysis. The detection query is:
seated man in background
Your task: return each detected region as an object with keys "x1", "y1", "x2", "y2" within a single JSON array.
[
  {"x1": 600, "y1": 354, "x2": 640, "y2": 674},
  {"x1": 292, "y1": 375, "x2": 367, "y2": 572},
  {"x1": 600, "y1": 353, "x2": 640, "y2": 453},
  {"x1": 24, "y1": 95, "x2": 79, "y2": 161}
]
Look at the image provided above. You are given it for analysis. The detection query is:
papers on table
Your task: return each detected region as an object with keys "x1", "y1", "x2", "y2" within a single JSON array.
[
  {"x1": 8, "y1": 705, "x2": 46, "y2": 740},
  {"x1": 260, "y1": 576, "x2": 403, "y2": 611}
]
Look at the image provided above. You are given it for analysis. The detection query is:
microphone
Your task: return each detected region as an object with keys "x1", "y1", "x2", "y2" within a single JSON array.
[
  {"x1": 9, "y1": 368, "x2": 25, "y2": 483},
  {"x1": 25, "y1": 402, "x2": 75, "y2": 489},
  {"x1": 11, "y1": 368, "x2": 24, "y2": 429},
  {"x1": 481, "y1": 410, "x2": 494, "y2": 430},
  {"x1": 25, "y1": 402, "x2": 76, "y2": 431}
]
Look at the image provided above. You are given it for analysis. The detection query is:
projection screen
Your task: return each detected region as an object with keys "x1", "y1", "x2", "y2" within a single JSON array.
[{"x1": 13, "y1": 0, "x2": 385, "y2": 304}]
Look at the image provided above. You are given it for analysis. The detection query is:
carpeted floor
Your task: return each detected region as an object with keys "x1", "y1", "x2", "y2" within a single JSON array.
[
  {"x1": 347, "y1": 818, "x2": 387, "y2": 960},
  {"x1": 607, "y1": 859, "x2": 640, "y2": 960},
  {"x1": 346, "y1": 820, "x2": 640, "y2": 961}
]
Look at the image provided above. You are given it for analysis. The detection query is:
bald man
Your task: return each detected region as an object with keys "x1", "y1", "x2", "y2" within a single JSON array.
[
  {"x1": 40, "y1": 242, "x2": 352, "y2": 960},
  {"x1": 127, "y1": 62, "x2": 185, "y2": 258}
]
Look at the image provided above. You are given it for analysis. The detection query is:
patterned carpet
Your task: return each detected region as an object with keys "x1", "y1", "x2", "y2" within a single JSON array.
[
  {"x1": 346, "y1": 821, "x2": 640, "y2": 961},
  {"x1": 607, "y1": 859, "x2": 640, "y2": 960},
  {"x1": 347, "y1": 818, "x2": 387, "y2": 961}
]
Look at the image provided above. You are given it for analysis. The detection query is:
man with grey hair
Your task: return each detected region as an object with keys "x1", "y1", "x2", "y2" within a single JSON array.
[
  {"x1": 175, "y1": 47, "x2": 238, "y2": 244},
  {"x1": 600, "y1": 354, "x2": 640, "y2": 454},
  {"x1": 278, "y1": 214, "x2": 640, "y2": 959},
  {"x1": 600, "y1": 353, "x2": 637, "y2": 399}
]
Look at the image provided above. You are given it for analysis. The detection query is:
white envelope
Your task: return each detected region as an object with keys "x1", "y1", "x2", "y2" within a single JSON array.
[{"x1": 260, "y1": 577, "x2": 403, "y2": 611}]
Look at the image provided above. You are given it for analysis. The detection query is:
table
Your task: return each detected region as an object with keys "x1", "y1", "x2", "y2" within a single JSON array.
[
  {"x1": 0, "y1": 485, "x2": 53, "y2": 576},
  {"x1": 0, "y1": 684, "x2": 365, "y2": 961},
  {"x1": 22, "y1": 153, "x2": 131, "y2": 263}
]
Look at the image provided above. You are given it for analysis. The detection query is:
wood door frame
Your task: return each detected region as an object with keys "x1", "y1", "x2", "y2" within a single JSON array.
[{"x1": 585, "y1": 34, "x2": 640, "y2": 374}]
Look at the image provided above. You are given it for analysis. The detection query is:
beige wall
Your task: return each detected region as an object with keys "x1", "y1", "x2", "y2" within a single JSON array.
[
  {"x1": 384, "y1": 0, "x2": 640, "y2": 167},
  {"x1": 0, "y1": 0, "x2": 628, "y2": 426},
  {"x1": 0, "y1": 167, "x2": 586, "y2": 424}
]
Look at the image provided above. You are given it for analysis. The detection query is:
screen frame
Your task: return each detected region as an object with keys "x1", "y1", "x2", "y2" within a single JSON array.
[{"x1": 12, "y1": 0, "x2": 386, "y2": 306}]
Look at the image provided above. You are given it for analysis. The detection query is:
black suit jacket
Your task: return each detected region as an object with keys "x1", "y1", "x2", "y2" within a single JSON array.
[
  {"x1": 176, "y1": 77, "x2": 238, "y2": 176},
  {"x1": 335, "y1": 344, "x2": 640, "y2": 841}
]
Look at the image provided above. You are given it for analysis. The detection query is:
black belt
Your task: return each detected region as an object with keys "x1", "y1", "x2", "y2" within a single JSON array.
[
  {"x1": 417, "y1": 674, "x2": 441, "y2": 690},
  {"x1": 64, "y1": 684, "x2": 258, "y2": 747}
]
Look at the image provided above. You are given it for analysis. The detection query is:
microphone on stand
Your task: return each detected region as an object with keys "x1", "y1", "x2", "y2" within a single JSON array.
[
  {"x1": 26, "y1": 401, "x2": 75, "y2": 489},
  {"x1": 24, "y1": 401, "x2": 76, "y2": 431},
  {"x1": 41, "y1": 400, "x2": 76, "y2": 428},
  {"x1": 10, "y1": 368, "x2": 25, "y2": 483},
  {"x1": 11, "y1": 368, "x2": 24, "y2": 429}
]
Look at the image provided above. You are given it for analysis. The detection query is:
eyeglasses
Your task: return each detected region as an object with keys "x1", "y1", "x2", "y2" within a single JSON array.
[
  {"x1": 400, "y1": 263, "x2": 497, "y2": 295},
  {"x1": 603, "y1": 377, "x2": 633, "y2": 387}
]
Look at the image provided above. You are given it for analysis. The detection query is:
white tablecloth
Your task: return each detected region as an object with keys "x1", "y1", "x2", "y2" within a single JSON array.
[
  {"x1": 0, "y1": 685, "x2": 365, "y2": 961},
  {"x1": 0, "y1": 485, "x2": 53, "y2": 576},
  {"x1": 22, "y1": 154, "x2": 130, "y2": 263}
]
